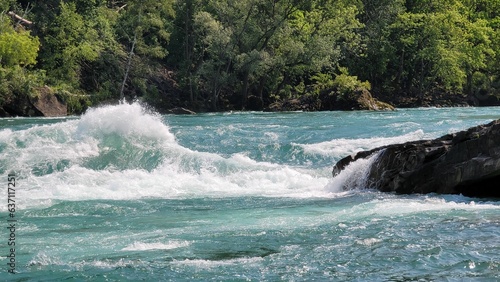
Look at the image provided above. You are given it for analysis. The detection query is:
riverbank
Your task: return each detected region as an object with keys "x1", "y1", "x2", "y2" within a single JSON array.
[{"x1": 1, "y1": 82, "x2": 499, "y2": 118}]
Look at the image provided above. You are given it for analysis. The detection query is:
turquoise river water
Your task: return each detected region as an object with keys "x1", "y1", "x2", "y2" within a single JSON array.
[{"x1": 0, "y1": 103, "x2": 499, "y2": 281}]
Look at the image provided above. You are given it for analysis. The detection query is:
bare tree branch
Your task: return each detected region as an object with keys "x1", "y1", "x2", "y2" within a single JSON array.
[{"x1": 7, "y1": 11, "x2": 32, "y2": 25}]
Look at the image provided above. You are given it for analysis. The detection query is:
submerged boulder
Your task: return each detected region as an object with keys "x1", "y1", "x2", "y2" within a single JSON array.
[{"x1": 332, "y1": 119, "x2": 500, "y2": 198}]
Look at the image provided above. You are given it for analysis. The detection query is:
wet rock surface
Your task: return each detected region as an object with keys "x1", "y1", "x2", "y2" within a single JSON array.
[{"x1": 333, "y1": 119, "x2": 500, "y2": 198}]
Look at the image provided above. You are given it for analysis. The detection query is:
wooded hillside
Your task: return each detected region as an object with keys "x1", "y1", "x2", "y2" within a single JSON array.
[{"x1": 1, "y1": 0, "x2": 499, "y2": 114}]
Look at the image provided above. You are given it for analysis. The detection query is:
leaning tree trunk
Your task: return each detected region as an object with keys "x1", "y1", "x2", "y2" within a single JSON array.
[
  {"x1": 120, "y1": 31, "x2": 137, "y2": 101},
  {"x1": 241, "y1": 70, "x2": 250, "y2": 109}
]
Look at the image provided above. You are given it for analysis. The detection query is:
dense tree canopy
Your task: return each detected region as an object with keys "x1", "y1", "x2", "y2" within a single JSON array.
[{"x1": 0, "y1": 0, "x2": 498, "y2": 114}]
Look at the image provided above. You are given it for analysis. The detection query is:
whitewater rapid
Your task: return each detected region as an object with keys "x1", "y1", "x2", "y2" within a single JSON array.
[
  {"x1": 0, "y1": 103, "x2": 497, "y2": 211},
  {"x1": 1, "y1": 104, "x2": 499, "y2": 281}
]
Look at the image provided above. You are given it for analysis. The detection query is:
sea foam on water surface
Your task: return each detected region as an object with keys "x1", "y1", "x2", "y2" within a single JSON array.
[
  {"x1": 122, "y1": 241, "x2": 190, "y2": 251},
  {"x1": 296, "y1": 129, "x2": 425, "y2": 158}
]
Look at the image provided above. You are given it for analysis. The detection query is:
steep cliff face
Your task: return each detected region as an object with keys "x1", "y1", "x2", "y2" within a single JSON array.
[{"x1": 333, "y1": 119, "x2": 500, "y2": 198}]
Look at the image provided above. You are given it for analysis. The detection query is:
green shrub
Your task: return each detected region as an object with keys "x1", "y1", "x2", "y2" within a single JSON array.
[
  {"x1": 55, "y1": 89, "x2": 91, "y2": 115},
  {"x1": 332, "y1": 67, "x2": 371, "y2": 97},
  {"x1": 311, "y1": 72, "x2": 334, "y2": 96},
  {"x1": 0, "y1": 66, "x2": 46, "y2": 103}
]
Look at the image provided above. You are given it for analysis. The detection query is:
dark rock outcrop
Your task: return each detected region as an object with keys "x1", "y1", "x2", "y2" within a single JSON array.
[
  {"x1": 246, "y1": 95, "x2": 264, "y2": 111},
  {"x1": 1, "y1": 86, "x2": 67, "y2": 117},
  {"x1": 1, "y1": 91, "x2": 42, "y2": 117},
  {"x1": 266, "y1": 88, "x2": 394, "y2": 112},
  {"x1": 469, "y1": 90, "x2": 500, "y2": 107},
  {"x1": 332, "y1": 119, "x2": 500, "y2": 198},
  {"x1": 322, "y1": 88, "x2": 395, "y2": 111},
  {"x1": 32, "y1": 87, "x2": 68, "y2": 117}
]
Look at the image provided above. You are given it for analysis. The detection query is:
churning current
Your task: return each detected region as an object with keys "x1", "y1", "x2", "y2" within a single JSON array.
[{"x1": 0, "y1": 103, "x2": 499, "y2": 281}]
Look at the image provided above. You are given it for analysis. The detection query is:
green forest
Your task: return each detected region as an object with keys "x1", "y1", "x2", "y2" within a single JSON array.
[{"x1": 0, "y1": 0, "x2": 499, "y2": 115}]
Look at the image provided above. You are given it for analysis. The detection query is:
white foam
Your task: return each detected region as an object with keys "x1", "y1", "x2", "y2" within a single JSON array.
[
  {"x1": 0, "y1": 119, "x2": 99, "y2": 175},
  {"x1": 1, "y1": 102, "x2": 338, "y2": 211},
  {"x1": 122, "y1": 241, "x2": 189, "y2": 251},
  {"x1": 7, "y1": 160, "x2": 332, "y2": 211},
  {"x1": 28, "y1": 251, "x2": 148, "y2": 270},
  {"x1": 12, "y1": 103, "x2": 486, "y2": 211},
  {"x1": 173, "y1": 257, "x2": 264, "y2": 268},
  {"x1": 296, "y1": 130, "x2": 425, "y2": 158},
  {"x1": 370, "y1": 196, "x2": 500, "y2": 215},
  {"x1": 355, "y1": 238, "x2": 382, "y2": 246},
  {"x1": 386, "y1": 122, "x2": 420, "y2": 129},
  {"x1": 82, "y1": 259, "x2": 135, "y2": 269},
  {"x1": 76, "y1": 102, "x2": 175, "y2": 142},
  {"x1": 334, "y1": 195, "x2": 500, "y2": 221},
  {"x1": 28, "y1": 252, "x2": 64, "y2": 267},
  {"x1": 326, "y1": 153, "x2": 380, "y2": 192}
]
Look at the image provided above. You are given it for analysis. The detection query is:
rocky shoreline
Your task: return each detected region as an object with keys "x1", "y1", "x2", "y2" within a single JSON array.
[{"x1": 2, "y1": 82, "x2": 499, "y2": 117}]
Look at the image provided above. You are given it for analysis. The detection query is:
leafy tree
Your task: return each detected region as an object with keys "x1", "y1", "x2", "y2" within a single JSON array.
[
  {"x1": 385, "y1": 1, "x2": 495, "y2": 100},
  {"x1": 78, "y1": 5, "x2": 122, "y2": 97},
  {"x1": 34, "y1": 1, "x2": 103, "y2": 86},
  {"x1": 2, "y1": 0, "x2": 499, "y2": 114},
  {"x1": 278, "y1": 0, "x2": 363, "y2": 94},
  {"x1": 0, "y1": 13, "x2": 42, "y2": 107},
  {"x1": 116, "y1": 0, "x2": 175, "y2": 100},
  {"x1": 462, "y1": 0, "x2": 500, "y2": 96},
  {"x1": 348, "y1": 0, "x2": 405, "y2": 92},
  {"x1": 168, "y1": 0, "x2": 203, "y2": 103},
  {"x1": 192, "y1": 10, "x2": 234, "y2": 110},
  {"x1": 181, "y1": 0, "x2": 364, "y2": 110},
  {"x1": 0, "y1": 18, "x2": 39, "y2": 67}
]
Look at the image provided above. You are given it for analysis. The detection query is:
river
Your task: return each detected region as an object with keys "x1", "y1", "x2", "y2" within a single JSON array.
[{"x1": 0, "y1": 103, "x2": 499, "y2": 280}]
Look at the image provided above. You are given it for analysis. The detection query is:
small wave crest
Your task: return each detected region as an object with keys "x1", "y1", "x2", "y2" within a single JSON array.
[
  {"x1": 295, "y1": 130, "x2": 425, "y2": 159},
  {"x1": 1, "y1": 103, "x2": 335, "y2": 210},
  {"x1": 122, "y1": 241, "x2": 190, "y2": 251},
  {"x1": 28, "y1": 251, "x2": 147, "y2": 270},
  {"x1": 172, "y1": 257, "x2": 264, "y2": 268},
  {"x1": 76, "y1": 102, "x2": 175, "y2": 142}
]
